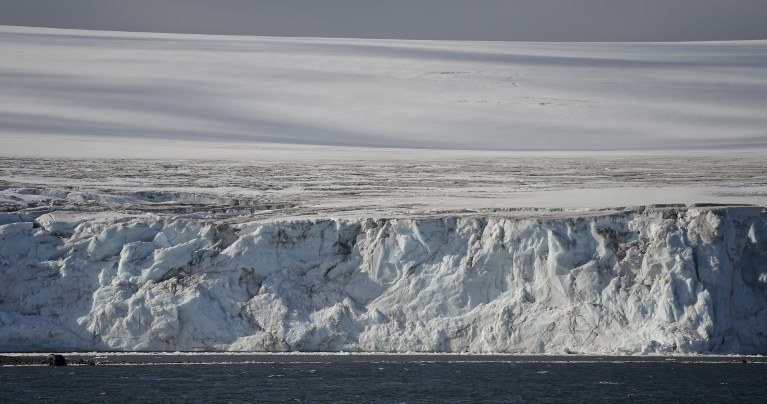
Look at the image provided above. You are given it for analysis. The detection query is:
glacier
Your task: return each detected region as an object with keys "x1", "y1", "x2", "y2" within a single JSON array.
[
  {"x1": 1, "y1": 205, "x2": 766, "y2": 354},
  {"x1": 2, "y1": 24, "x2": 767, "y2": 359}
]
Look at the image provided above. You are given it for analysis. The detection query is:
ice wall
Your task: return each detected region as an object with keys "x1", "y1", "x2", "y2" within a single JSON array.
[{"x1": 1, "y1": 206, "x2": 766, "y2": 354}]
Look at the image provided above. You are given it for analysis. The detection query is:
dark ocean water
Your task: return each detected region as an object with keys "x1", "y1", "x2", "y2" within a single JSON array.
[{"x1": 1, "y1": 357, "x2": 766, "y2": 403}]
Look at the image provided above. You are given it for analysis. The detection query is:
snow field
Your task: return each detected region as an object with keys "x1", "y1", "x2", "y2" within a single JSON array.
[{"x1": 1, "y1": 26, "x2": 766, "y2": 156}]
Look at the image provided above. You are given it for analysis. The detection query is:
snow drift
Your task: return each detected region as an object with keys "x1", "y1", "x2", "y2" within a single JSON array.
[{"x1": 1, "y1": 205, "x2": 766, "y2": 354}]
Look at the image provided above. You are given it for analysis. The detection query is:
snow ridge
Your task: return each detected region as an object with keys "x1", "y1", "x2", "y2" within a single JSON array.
[{"x1": 1, "y1": 206, "x2": 766, "y2": 354}]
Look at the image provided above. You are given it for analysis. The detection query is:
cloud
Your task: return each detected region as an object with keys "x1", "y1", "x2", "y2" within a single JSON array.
[{"x1": 0, "y1": 0, "x2": 765, "y2": 41}]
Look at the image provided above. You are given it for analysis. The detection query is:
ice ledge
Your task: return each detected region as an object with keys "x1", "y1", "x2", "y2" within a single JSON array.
[{"x1": 1, "y1": 205, "x2": 766, "y2": 354}]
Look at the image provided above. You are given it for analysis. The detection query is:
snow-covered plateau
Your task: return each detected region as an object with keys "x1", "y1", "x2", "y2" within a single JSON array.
[
  {"x1": 1, "y1": 158, "x2": 766, "y2": 354},
  {"x1": 1, "y1": 26, "x2": 767, "y2": 156}
]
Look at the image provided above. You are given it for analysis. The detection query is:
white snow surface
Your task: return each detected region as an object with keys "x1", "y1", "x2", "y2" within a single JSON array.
[
  {"x1": 1, "y1": 205, "x2": 766, "y2": 354},
  {"x1": 1, "y1": 25, "x2": 767, "y2": 156},
  {"x1": 2, "y1": 156, "x2": 767, "y2": 220}
]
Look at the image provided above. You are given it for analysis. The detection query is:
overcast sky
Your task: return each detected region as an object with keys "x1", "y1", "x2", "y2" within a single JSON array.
[{"x1": 0, "y1": 0, "x2": 765, "y2": 41}]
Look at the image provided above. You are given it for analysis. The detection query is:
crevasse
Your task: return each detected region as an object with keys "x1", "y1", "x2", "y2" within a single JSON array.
[{"x1": 1, "y1": 206, "x2": 765, "y2": 354}]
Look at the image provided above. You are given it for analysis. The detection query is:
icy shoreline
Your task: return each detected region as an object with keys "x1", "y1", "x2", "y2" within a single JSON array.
[{"x1": 2, "y1": 203, "x2": 765, "y2": 354}]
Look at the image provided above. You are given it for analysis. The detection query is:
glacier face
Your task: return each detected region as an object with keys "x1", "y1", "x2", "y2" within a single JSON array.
[{"x1": 1, "y1": 206, "x2": 766, "y2": 354}]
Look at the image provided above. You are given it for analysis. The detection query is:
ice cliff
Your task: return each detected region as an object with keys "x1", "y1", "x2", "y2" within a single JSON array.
[{"x1": 1, "y1": 206, "x2": 766, "y2": 354}]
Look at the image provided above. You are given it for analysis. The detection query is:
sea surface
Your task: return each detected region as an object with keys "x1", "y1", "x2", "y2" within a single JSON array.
[{"x1": 1, "y1": 355, "x2": 765, "y2": 403}]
